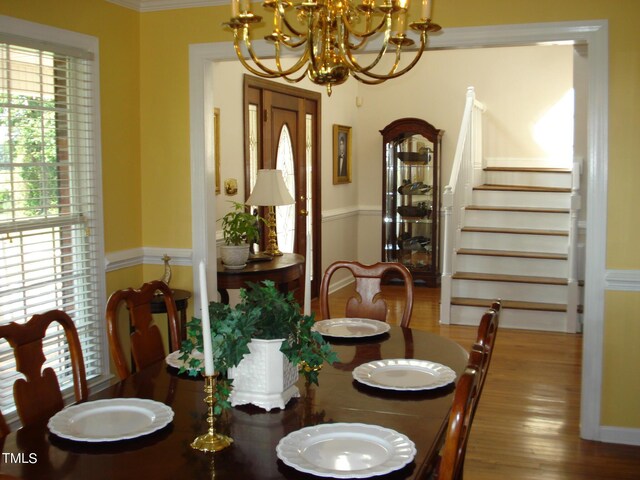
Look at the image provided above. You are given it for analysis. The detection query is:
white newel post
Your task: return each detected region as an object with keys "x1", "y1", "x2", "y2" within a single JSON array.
[
  {"x1": 440, "y1": 187, "x2": 454, "y2": 324},
  {"x1": 566, "y1": 158, "x2": 582, "y2": 333}
]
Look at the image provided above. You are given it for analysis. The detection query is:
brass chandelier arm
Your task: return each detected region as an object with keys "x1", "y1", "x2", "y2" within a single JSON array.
[
  {"x1": 339, "y1": 17, "x2": 392, "y2": 75},
  {"x1": 272, "y1": 41, "x2": 312, "y2": 83},
  {"x1": 234, "y1": 29, "x2": 311, "y2": 78},
  {"x1": 347, "y1": 31, "x2": 427, "y2": 81},
  {"x1": 281, "y1": 11, "x2": 306, "y2": 39},
  {"x1": 340, "y1": 11, "x2": 389, "y2": 42}
]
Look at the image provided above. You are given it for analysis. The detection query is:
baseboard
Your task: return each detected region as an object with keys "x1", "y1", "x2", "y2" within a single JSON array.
[{"x1": 599, "y1": 426, "x2": 640, "y2": 446}]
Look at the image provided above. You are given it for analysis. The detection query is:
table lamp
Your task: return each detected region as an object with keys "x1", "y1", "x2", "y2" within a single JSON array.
[{"x1": 246, "y1": 169, "x2": 294, "y2": 256}]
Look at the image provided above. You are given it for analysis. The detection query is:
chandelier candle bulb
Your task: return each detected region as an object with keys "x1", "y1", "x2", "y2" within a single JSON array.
[
  {"x1": 231, "y1": 0, "x2": 240, "y2": 17},
  {"x1": 273, "y1": 8, "x2": 281, "y2": 33},
  {"x1": 421, "y1": 0, "x2": 431, "y2": 20},
  {"x1": 198, "y1": 261, "x2": 215, "y2": 376},
  {"x1": 239, "y1": 0, "x2": 251, "y2": 13},
  {"x1": 395, "y1": 11, "x2": 407, "y2": 35}
]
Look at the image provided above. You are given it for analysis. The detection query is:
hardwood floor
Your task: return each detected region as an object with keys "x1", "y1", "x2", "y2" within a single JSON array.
[{"x1": 311, "y1": 285, "x2": 640, "y2": 479}]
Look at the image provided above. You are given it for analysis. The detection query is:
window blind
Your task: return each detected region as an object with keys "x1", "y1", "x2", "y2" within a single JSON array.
[{"x1": 0, "y1": 41, "x2": 103, "y2": 418}]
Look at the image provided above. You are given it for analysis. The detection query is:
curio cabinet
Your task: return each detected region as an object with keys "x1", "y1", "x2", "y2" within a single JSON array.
[{"x1": 381, "y1": 118, "x2": 443, "y2": 286}]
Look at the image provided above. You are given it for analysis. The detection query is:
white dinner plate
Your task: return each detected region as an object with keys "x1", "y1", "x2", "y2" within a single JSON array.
[
  {"x1": 276, "y1": 423, "x2": 415, "y2": 478},
  {"x1": 312, "y1": 318, "x2": 391, "y2": 338},
  {"x1": 48, "y1": 398, "x2": 174, "y2": 442},
  {"x1": 165, "y1": 349, "x2": 203, "y2": 373},
  {"x1": 352, "y1": 359, "x2": 456, "y2": 391}
]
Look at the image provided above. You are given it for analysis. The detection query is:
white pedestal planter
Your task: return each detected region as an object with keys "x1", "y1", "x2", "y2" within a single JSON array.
[{"x1": 228, "y1": 338, "x2": 299, "y2": 411}]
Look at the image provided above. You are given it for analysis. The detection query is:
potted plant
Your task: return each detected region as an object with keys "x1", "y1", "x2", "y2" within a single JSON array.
[
  {"x1": 219, "y1": 201, "x2": 262, "y2": 269},
  {"x1": 178, "y1": 280, "x2": 338, "y2": 412}
]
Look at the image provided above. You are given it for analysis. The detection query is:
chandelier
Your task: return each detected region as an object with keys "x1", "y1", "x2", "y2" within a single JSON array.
[{"x1": 224, "y1": 0, "x2": 441, "y2": 95}]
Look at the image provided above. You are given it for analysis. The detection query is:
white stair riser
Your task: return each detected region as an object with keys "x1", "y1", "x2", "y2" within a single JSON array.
[
  {"x1": 452, "y1": 279, "x2": 567, "y2": 303},
  {"x1": 484, "y1": 170, "x2": 572, "y2": 188},
  {"x1": 464, "y1": 209, "x2": 570, "y2": 230},
  {"x1": 485, "y1": 158, "x2": 573, "y2": 169},
  {"x1": 459, "y1": 231, "x2": 568, "y2": 253},
  {"x1": 472, "y1": 190, "x2": 570, "y2": 208},
  {"x1": 455, "y1": 254, "x2": 568, "y2": 277},
  {"x1": 449, "y1": 305, "x2": 569, "y2": 332}
]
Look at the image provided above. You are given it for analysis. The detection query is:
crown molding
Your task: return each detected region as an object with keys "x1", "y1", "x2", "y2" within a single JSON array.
[{"x1": 106, "y1": 0, "x2": 225, "y2": 12}]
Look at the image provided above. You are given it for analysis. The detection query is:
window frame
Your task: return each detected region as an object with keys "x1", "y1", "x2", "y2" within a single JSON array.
[{"x1": 0, "y1": 15, "x2": 109, "y2": 426}]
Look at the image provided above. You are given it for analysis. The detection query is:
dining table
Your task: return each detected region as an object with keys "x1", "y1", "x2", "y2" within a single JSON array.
[{"x1": 0, "y1": 325, "x2": 468, "y2": 480}]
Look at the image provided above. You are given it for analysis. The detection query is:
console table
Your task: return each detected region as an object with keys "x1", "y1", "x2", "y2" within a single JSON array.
[{"x1": 216, "y1": 253, "x2": 305, "y2": 304}]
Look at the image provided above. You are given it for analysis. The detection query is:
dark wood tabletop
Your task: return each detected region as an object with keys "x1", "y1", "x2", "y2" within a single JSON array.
[
  {"x1": 0, "y1": 326, "x2": 468, "y2": 480},
  {"x1": 217, "y1": 253, "x2": 305, "y2": 304}
]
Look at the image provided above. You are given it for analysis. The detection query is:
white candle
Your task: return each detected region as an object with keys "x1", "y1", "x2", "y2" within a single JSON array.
[
  {"x1": 421, "y1": 0, "x2": 432, "y2": 20},
  {"x1": 231, "y1": 0, "x2": 240, "y2": 17},
  {"x1": 304, "y1": 232, "x2": 311, "y2": 316},
  {"x1": 199, "y1": 261, "x2": 215, "y2": 376}
]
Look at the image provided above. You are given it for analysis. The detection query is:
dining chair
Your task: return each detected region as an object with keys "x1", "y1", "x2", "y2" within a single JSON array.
[
  {"x1": 0, "y1": 310, "x2": 88, "y2": 427},
  {"x1": 475, "y1": 300, "x2": 501, "y2": 352},
  {"x1": 106, "y1": 280, "x2": 181, "y2": 380},
  {"x1": 0, "y1": 410, "x2": 9, "y2": 438},
  {"x1": 426, "y1": 302, "x2": 501, "y2": 480},
  {"x1": 436, "y1": 348, "x2": 485, "y2": 480},
  {"x1": 319, "y1": 261, "x2": 415, "y2": 327}
]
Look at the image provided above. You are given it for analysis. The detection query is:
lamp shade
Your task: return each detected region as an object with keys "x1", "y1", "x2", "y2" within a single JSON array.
[{"x1": 246, "y1": 169, "x2": 294, "y2": 206}]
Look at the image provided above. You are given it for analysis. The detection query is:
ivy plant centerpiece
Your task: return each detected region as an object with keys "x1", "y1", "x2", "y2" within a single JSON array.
[
  {"x1": 179, "y1": 280, "x2": 338, "y2": 412},
  {"x1": 218, "y1": 201, "x2": 262, "y2": 269}
]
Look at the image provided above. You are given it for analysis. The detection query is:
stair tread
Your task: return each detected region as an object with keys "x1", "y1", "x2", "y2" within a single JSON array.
[
  {"x1": 452, "y1": 272, "x2": 568, "y2": 285},
  {"x1": 456, "y1": 248, "x2": 568, "y2": 260},
  {"x1": 475, "y1": 184, "x2": 571, "y2": 193},
  {"x1": 466, "y1": 205, "x2": 570, "y2": 214},
  {"x1": 451, "y1": 297, "x2": 568, "y2": 312},
  {"x1": 462, "y1": 226, "x2": 569, "y2": 236},
  {"x1": 484, "y1": 167, "x2": 571, "y2": 173}
]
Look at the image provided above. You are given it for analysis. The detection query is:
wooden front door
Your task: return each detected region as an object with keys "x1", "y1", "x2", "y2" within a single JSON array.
[{"x1": 244, "y1": 76, "x2": 321, "y2": 298}]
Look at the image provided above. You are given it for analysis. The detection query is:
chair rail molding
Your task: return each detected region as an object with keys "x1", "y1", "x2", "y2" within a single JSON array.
[
  {"x1": 321, "y1": 205, "x2": 379, "y2": 223},
  {"x1": 104, "y1": 247, "x2": 193, "y2": 272},
  {"x1": 604, "y1": 270, "x2": 640, "y2": 292}
]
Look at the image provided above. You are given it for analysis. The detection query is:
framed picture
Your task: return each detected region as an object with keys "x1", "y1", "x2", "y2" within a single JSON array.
[
  {"x1": 214, "y1": 108, "x2": 221, "y2": 194},
  {"x1": 333, "y1": 124, "x2": 352, "y2": 184}
]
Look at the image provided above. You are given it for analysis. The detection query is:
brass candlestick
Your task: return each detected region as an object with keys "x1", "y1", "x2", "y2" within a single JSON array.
[{"x1": 191, "y1": 374, "x2": 233, "y2": 452}]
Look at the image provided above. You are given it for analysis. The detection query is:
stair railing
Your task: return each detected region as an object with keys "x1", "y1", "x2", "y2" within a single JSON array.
[
  {"x1": 440, "y1": 87, "x2": 486, "y2": 323},
  {"x1": 566, "y1": 157, "x2": 582, "y2": 332}
]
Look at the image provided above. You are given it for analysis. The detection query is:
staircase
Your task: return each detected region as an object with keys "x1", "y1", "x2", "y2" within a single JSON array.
[
  {"x1": 439, "y1": 87, "x2": 582, "y2": 333},
  {"x1": 447, "y1": 165, "x2": 582, "y2": 332}
]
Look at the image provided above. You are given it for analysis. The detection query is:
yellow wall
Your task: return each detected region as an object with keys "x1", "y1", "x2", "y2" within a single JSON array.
[
  {"x1": 603, "y1": 291, "x2": 640, "y2": 427},
  {"x1": 2, "y1": 0, "x2": 640, "y2": 431}
]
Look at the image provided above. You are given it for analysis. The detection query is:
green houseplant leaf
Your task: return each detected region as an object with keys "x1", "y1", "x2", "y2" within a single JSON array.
[
  {"x1": 179, "y1": 280, "x2": 337, "y2": 411},
  {"x1": 219, "y1": 201, "x2": 262, "y2": 246}
]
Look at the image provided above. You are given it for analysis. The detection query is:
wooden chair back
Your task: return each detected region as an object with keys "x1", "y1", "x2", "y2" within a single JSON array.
[
  {"x1": 0, "y1": 410, "x2": 9, "y2": 438},
  {"x1": 106, "y1": 281, "x2": 181, "y2": 380},
  {"x1": 474, "y1": 300, "x2": 501, "y2": 397},
  {"x1": 319, "y1": 261, "x2": 415, "y2": 327},
  {"x1": 435, "y1": 302, "x2": 501, "y2": 480},
  {"x1": 437, "y1": 348, "x2": 484, "y2": 480},
  {"x1": 0, "y1": 310, "x2": 88, "y2": 427}
]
